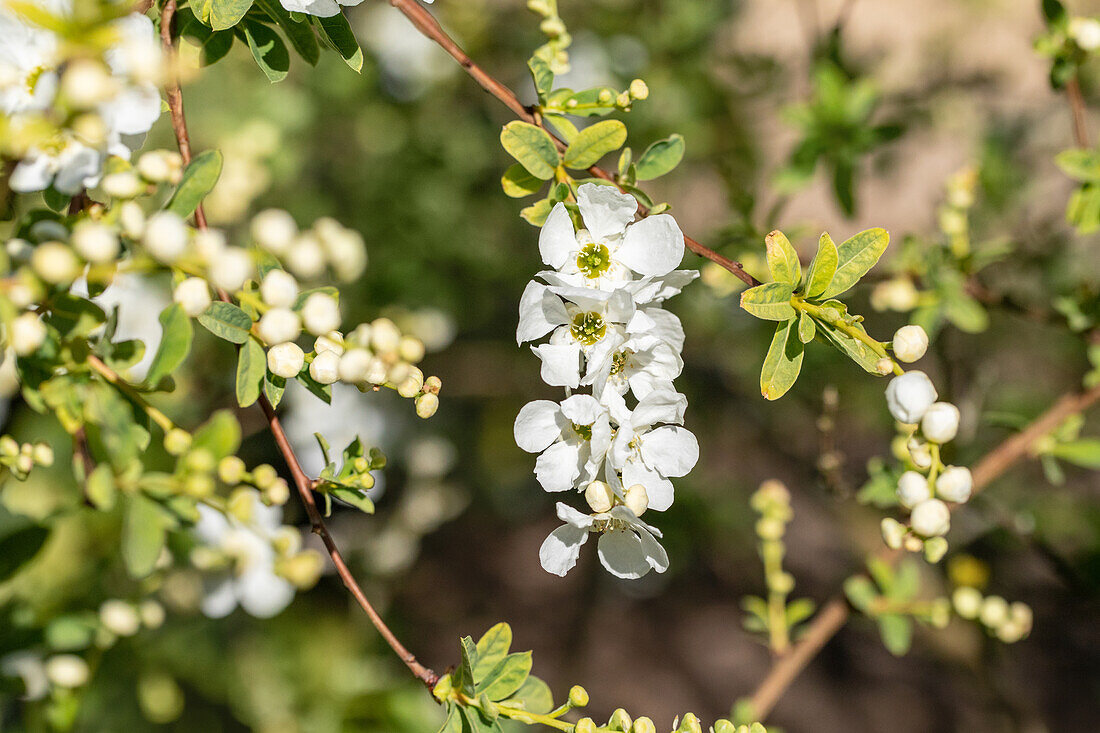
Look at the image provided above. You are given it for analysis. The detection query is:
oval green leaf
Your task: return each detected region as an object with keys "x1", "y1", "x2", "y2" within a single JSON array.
[
  {"x1": 635, "y1": 133, "x2": 685, "y2": 181},
  {"x1": 500, "y1": 121, "x2": 560, "y2": 180},
  {"x1": 804, "y1": 232, "x2": 839, "y2": 299},
  {"x1": 819, "y1": 227, "x2": 889, "y2": 300},
  {"x1": 764, "y1": 229, "x2": 800, "y2": 285},
  {"x1": 739, "y1": 282, "x2": 796, "y2": 321},
  {"x1": 563, "y1": 120, "x2": 627, "y2": 169},
  {"x1": 760, "y1": 318, "x2": 804, "y2": 400}
]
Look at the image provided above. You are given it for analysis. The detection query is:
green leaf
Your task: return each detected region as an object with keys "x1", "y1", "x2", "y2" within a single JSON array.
[
  {"x1": 563, "y1": 120, "x2": 627, "y2": 169},
  {"x1": 45, "y1": 293, "x2": 106, "y2": 338},
  {"x1": 438, "y1": 705, "x2": 463, "y2": 733},
  {"x1": 797, "y1": 310, "x2": 816, "y2": 343},
  {"x1": 500, "y1": 122, "x2": 560, "y2": 180},
  {"x1": 634, "y1": 134, "x2": 685, "y2": 181},
  {"x1": 264, "y1": 372, "x2": 285, "y2": 407},
  {"x1": 197, "y1": 302, "x2": 253, "y2": 344},
  {"x1": 328, "y1": 487, "x2": 375, "y2": 514},
  {"x1": 241, "y1": 20, "x2": 290, "y2": 83},
  {"x1": 832, "y1": 159, "x2": 856, "y2": 216},
  {"x1": 819, "y1": 228, "x2": 889, "y2": 299},
  {"x1": 236, "y1": 338, "x2": 266, "y2": 407},
  {"x1": 785, "y1": 598, "x2": 816, "y2": 627},
  {"x1": 843, "y1": 575, "x2": 877, "y2": 612},
  {"x1": 500, "y1": 164, "x2": 544, "y2": 198},
  {"x1": 543, "y1": 114, "x2": 578, "y2": 143},
  {"x1": 764, "y1": 229, "x2": 800, "y2": 285},
  {"x1": 504, "y1": 675, "x2": 554, "y2": 715},
  {"x1": 122, "y1": 495, "x2": 170, "y2": 579},
  {"x1": 315, "y1": 12, "x2": 362, "y2": 71},
  {"x1": 86, "y1": 464, "x2": 117, "y2": 510},
  {"x1": 527, "y1": 55, "x2": 554, "y2": 100},
  {"x1": 739, "y1": 282, "x2": 796, "y2": 321},
  {"x1": 206, "y1": 0, "x2": 253, "y2": 31},
  {"x1": 481, "y1": 652, "x2": 532, "y2": 701},
  {"x1": 760, "y1": 318, "x2": 804, "y2": 400},
  {"x1": 166, "y1": 150, "x2": 223, "y2": 218},
  {"x1": 473, "y1": 623, "x2": 512, "y2": 684},
  {"x1": 192, "y1": 410, "x2": 241, "y2": 461},
  {"x1": 145, "y1": 304, "x2": 193, "y2": 387},
  {"x1": 520, "y1": 198, "x2": 553, "y2": 227},
  {"x1": 0, "y1": 525, "x2": 49, "y2": 580},
  {"x1": 1050, "y1": 438, "x2": 1100, "y2": 468},
  {"x1": 804, "y1": 232, "x2": 838, "y2": 298},
  {"x1": 254, "y1": 0, "x2": 319, "y2": 65},
  {"x1": 877, "y1": 614, "x2": 913, "y2": 656},
  {"x1": 43, "y1": 186, "x2": 69, "y2": 213},
  {"x1": 814, "y1": 309, "x2": 882, "y2": 373},
  {"x1": 942, "y1": 291, "x2": 989, "y2": 333},
  {"x1": 1055, "y1": 148, "x2": 1100, "y2": 182},
  {"x1": 457, "y1": 636, "x2": 478, "y2": 696}
]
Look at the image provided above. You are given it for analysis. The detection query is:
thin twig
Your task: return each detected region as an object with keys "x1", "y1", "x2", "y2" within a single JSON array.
[
  {"x1": 1066, "y1": 77, "x2": 1089, "y2": 148},
  {"x1": 387, "y1": 0, "x2": 761, "y2": 287},
  {"x1": 156, "y1": 8, "x2": 438, "y2": 689},
  {"x1": 747, "y1": 381, "x2": 1100, "y2": 720}
]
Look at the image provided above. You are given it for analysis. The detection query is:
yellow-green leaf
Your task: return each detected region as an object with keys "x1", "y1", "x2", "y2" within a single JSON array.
[
  {"x1": 501, "y1": 164, "x2": 544, "y2": 198},
  {"x1": 635, "y1": 133, "x2": 685, "y2": 181},
  {"x1": 760, "y1": 318, "x2": 804, "y2": 400},
  {"x1": 500, "y1": 121, "x2": 560, "y2": 179},
  {"x1": 765, "y1": 229, "x2": 800, "y2": 285},
  {"x1": 563, "y1": 120, "x2": 627, "y2": 169},
  {"x1": 819, "y1": 228, "x2": 889, "y2": 299},
  {"x1": 740, "y1": 282, "x2": 796, "y2": 321},
  {"x1": 804, "y1": 232, "x2": 839, "y2": 298}
]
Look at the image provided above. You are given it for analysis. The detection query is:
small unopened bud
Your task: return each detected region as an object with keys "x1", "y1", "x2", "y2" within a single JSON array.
[
  {"x1": 277, "y1": 550, "x2": 324, "y2": 589},
  {"x1": 252, "y1": 464, "x2": 278, "y2": 489},
  {"x1": 103, "y1": 170, "x2": 143, "y2": 199},
  {"x1": 398, "y1": 335, "x2": 425, "y2": 363},
  {"x1": 137, "y1": 150, "x2": 183, "y2": 184},
  {"x1": 952, "y1": 586, "x2": 983, "y2": 619},
  {"x1": 71, "y1": 221, "x2": 119, "y2": 264},
  {"x1": 260, "y1": 270, "x2": 298, "y2": 308},
  {"x1": 32, "y1": 443, "x2": 53, "y2": 466},
  {"x1": 892, "y1": 325, "x2": 928, "y2": 363},
  {"x1": 45, "y1": 655, "x2": 89, "y2": 688},
  {"x1": 309, "y1": 350, "x2": 340, "y2": 385},
  {"x1": 632, "y1": 718, "x2": 657, "y2": 733},
  {"x1": 257, "y1": 308, "x2": 301, "y2": 346},
  {"x1": 677, "y1": 713, "x2": 702, "y2": 733},
  {"x1": 423, "y1": 375, "x2": 442, "y2": 394},
  {"x1": 910, "y1": 498, "x2": 950, "y2": 537},
  {"x1": 584, "y1": 480, "x2": 614, "y2": 513},
  {"x1": 314, "y1": 331, "x2": 344, "y2": 355},
  {"x1": 267, "y1": 342, "x2": 305, "y2": 378},
  {"x1": 163, "y1": 428, "x2": 192, "y2": 456},
  {"x1": 251, "y1": 209, "x2": 297, "y2": 255},
  {"x1": 369, "y1": 318, "x2": 401, "y2": 354},
  {"x1": 99, "y1": 600, "x2": 140, "y2": 637},
  {"x1": 139, "y1": 600, "x2": 165, "y2": 629},
  {"x1": 609, "y1": 708, "x2": 632, "y2": 730},
  {"x1": 227, "y1": 488, "x2": 257, "y2": 522},
  {"x1": 415, "y1": 392, "x2": 439, "y2": 419},
  {"x1": 172, "y1": 277, "x2": 211, "y2": 317},
  {"x1": 262, "y1": 478, "x2": 290, "y2": 506},
  {"x1": 193, "y1": 229, "x2": 226, "y2": 262},
  {"x1": 575, "y1": 719, "x2": 598, "y2": 733},
  {"x1": 218, "y1": 456, "x2": 246, "y2": 484},
  {"x1": 10, "y1": 313, "x2": 47, "y2": 356},
  {"x1": 935, "y1": 465, "x2": 972, "y2": 503},
  {"x1": 31, "y1": 242, "x2": 81, "y2": 285},
  {"x1": 623, "y1": 483, "x2": 649, "y2": 516},
  {"x1": 338, "y1": 348, "x2": 371, "y2": 383},
  {"x1": 118, "y1": 201, "x2": 145, "y2": 238},
  {"x1": 978, "y1": 595, "x2": 1009, "y2": 628},
  {"x1": 885, "y1": 370, "x2": 938, "y2": 424},
  {"x1": 907, "y1": 436, "x2": 933, "y2": 469},
  {"x1": 875, "y1": 357, "x2": 894, "y2": 375},
  {"x1": 921, "y1": 402, "x2": 960, "y2": 444},
  {"x1": 302, "y1": 292, "x2": 340, "y2": 336},
  {"x1": 568, "y1": 684, "x2": 589, "y2": 707},
  {"x1": 61, "y1": 59, "x2": 116, "y2": 108},
  {"x1": 143, "y1": 212, "x2": 188, "y2": 263},
  {"x1": 880, "y1": 517, "x2": 906, "y2": 549},
  {"x1": 923, "y1": 536, "x2": 949, "y2": 563},
  {"x1": 628, "y1": 78, "x2": 649, "y2": 99},
  {"x1": 209, "y1": 248, "x2": 253, "y2": 292},
  {"x1": 285, "y1": 233, "x2": 326, "y2": 279},
  {"x1": 896, "y1": 470, "x2": 931, "y2": 509}
]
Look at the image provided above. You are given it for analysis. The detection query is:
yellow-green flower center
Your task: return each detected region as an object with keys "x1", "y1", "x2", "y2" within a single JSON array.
[
  {"x1": 572, "y1": 423, "x2": 592, "y2": 441},
  {"x1": 576, "y1": 243, "x2": 611, "y2": 279},
  {"x1": 610, "y1": 350, "x2": 630, "y2": 376},
  {"x1": 570, "y1": 311, "x2": 606, "y2": 345}
]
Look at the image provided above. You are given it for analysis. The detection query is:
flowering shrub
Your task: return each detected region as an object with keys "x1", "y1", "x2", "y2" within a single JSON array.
[{"x1": 0, "y1": 0, "x2": 1098, "y2": 731}]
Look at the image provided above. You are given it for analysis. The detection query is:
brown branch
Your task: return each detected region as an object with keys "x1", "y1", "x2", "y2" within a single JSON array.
[
  {"x1": 1066, "y1": 77, "x2": 1090, "y2": 148},
  {"x1": 747, "y1": 380, "x2": 1100, "y2": 721},
  {"x1": 387, "y1": 0, "x2": 761, "y2": 287},
  {"x1": 156, "y1": 6, "x2": 438, "y2": 690}
]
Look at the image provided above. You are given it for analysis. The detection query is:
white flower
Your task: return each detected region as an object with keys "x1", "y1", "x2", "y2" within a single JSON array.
[
  {"x1": 892, "y1": 325, "x2": 928, "y2": 363},
  {"x1": 583, "y1": 332, "x2": 683, "y2": 399},
  {"x1": 172, "y1": 277, "x2": 211, "y2": 317},
  {"x1": 302, "y1": 292, "x2": 340, "y2": 335},
  {"x1": 251, "y1": 209, "x2": 297, "y2": 254},
  {"x1": 10, "y1": 312, "x2": 47, "y2": 356},
  {"x1": 539, "y1": 502, "x2": 668, "y2": 579},
  {"x1": 193, "y1": 500, "x2": 296, "y2": 619},
  {"x1": 885, "y1": 370, "x2": 938, "y2": 424},
  {"x1": 44, "y1": 655, "x2": 89, "y2": 689},
  {"x1": 1070, "y1": 17, "x2": 1100, "y2": 51},
  {"x1": 260, "y1": 270, "x2": 298, "y2": 308},
  {"x1": 910, "y1": 498, "x2": 950, "y2": 537},
  {"x1": 279, "y1": 0, "x2": 363, "y2": 19},
  {"x1": 513, "y1": 394, "x2": 612, "y2": 493},
  {"x1": 308, "y1": 350, "x2": 340, "y2": 384},
  {"x1": 71, "y1": 221, "x2": 119, "y2": 263},
  {"x1": 896, "y1": 470, "x2": 930, "y2": 509},
  {"x1": 98, "y1": 600, "x2": 140, "y2": 637},
  {"x1": 209, "y1": 247, "x2": 253, "y2": 292},
  {"x1": 921, "y1": 402, "x2": 960, "y2": 443},
  {"x1": 537, "y1": 184, "x2": 684, "y2": 287},
  {"x1": 257, "y1": 308, "x2": 301, "y2": 345},
  {"x1": 267, "y1": 342, "x2": 304, "y2": 378},
  {"x1": 935, "y1": 465, "x2": 972, "y2": 503},
  {"x1": 143, "y1": 211, "x2": 189, "y2": 263}
]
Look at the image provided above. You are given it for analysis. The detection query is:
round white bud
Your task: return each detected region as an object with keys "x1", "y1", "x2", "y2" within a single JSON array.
[
  {"x1": 584, "y1": 480, "x2": 614, "y2": 513},
  {"x1": 398, "y1": 335, "x2": 425, "y2": 363},
  {"x1": 71, "y1": 221, "x2": 119, "y2": 264},
  {"x1": 31, "y1": 242, "x2": 81, "y2": 284},
  {"x1": 921, "y1": 402, "x2": 960, "y2": 443},
  {"x1": 267, "y1": 342, "x2": 304, "y2": 378},
  {"x1": 338, "y1": 348, "x2": 371, "y2": 383},
  {"x1": 143, "y1": 211, "x2": 188, "y2": 263},
  {"x1": 192, "y1": 229, "x2": 226, "y2": 262},
  {"x1": 285, "y1": 234, "x2": 326, "y2": 279},
  {"x1": 314, "y1": 331, "x2": 344, "y2": 355},
  {"x1": 45, "y1": 655, "x2": 89, "y2": 688},
  {"x1": 136, "y1": 150, "x2": 183, "y2": 184},
  {"x1": 364, "y1": 357, "x2": 389, "y2": 385},
  {"x1": 260, "y1": 270, "x2": 298, "y2": 308},
  {"x1": 99, "y1": 600, "x2": 140, "y2": 637},
  {"x1": 910, "y1": 498, "x2": 951, "y2": 537},
  {"x1": 935, "y1": 465, "x2": 972, "y2": 503},
  {"x1": 896, "y1": 470, "x2": 931, "y2": 509},
  {"x1": 250, "y1": 209, "x2": 297, "y2": 254},
  {"x1": 308, "y1": 350, "x2": 340, "y2": 384},
  {"x1": 952, "y1": 586, "x2": 983, "y2": 619},
  {"x1": 257, "y1": 308, "x2": 300, "y2": 345},
  {"x1": 623, "y1": 483, "x2": 649, "y2": 516},
  {"x1": 885, "y1": 370, "x2": 938, "y2": 424},
  {"x1": 892, "y1": 325, "x2": 928, "y2": 363},
  {"x1": 102, "y1": 170, "x2": 143, "y2": 199},
  {"x1": 11, "y1": 313, "x2": 47, "y2": 356},
  {"x1": 118, "y1": 201, "x2": 145, "y2": 238},
  {"x1": 875, "y1": 357, "x2": 894, "y2": 375},
  {"x1": 61, "y1": 59, "x2": 116, "y2": 108},
  {"x1": 139, "y1": 600, "x2": 166, "y2": 629},
  {"x1": 172, "y1": 277, "x2": 211, "y2": 317},
  {"x1": 907, "y1": 436, "x2": 933, "y2": 470},
  {"x1": 209, "y1": 247, "x2": 253, "y2": 292},
  {"x1": 415, "y1": 392, "x2": 439, "y2": 419},
  {"x1": 370, "y1": 318, "x2": 401, "y2": 354},
  {"x1": 302, "y1": 292, "x2": 340, "y2": 336},
  {"x1": 978, "y1": 595, "x2": 1009, "y2": 628},
  {"x1": 880, "y1": 517, "x2": 906, "y2": 549},
  {"x1": 1070, "y1": 17, "x2": 1100, "y2": 51}
]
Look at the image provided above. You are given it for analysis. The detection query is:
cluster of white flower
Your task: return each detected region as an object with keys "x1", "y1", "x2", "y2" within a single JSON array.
[
  {"x1": 951, "y1": 587, "x2": 1033, "y2": 643},
  {"x1": 0, "y1": 0, "x2": 163, "y2": 194},
  {"x1": 879, "y1": 325, "x2": 972, "y2": 561},
  {"x1": 513, "y1": 183, "x2": 699, "y2": 579}
]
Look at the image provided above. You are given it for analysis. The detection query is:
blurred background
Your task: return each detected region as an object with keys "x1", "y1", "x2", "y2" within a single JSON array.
[{"x1": 3, "y1": 0, "x2": 1100, "y2": 730}]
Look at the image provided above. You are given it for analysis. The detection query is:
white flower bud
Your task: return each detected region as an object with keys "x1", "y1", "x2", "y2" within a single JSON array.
[
  {"x1": 10, "y1": 313, "x2": 47, "y2": 356},
  {"x1": 896, "y1": 470, "x2": 931, "y2": 509},
  {"x1": 880, "y1": 517, "x2": 906, "y2": 549},
  {"x1": 1070, "y1": 17, "x2": 1100, "y2": 51},
  {"x1": 99, "y1": 600, "x2": 140, "y2": 637},
  {"x1": 172, "y1": 277, "x2": 211, "y2": 317},
  {"x1": 102, "y1": 170, "x2": 143, "y2": 199},
  {"x1": 397, "y1": 371, "x2": 424, "y2": 398},
  {"x1": 952, "y1": 586, "x2": 983, "y2": 619},
  {"x1": 251, "y1": 209, "x2": 297, "y2": 254},
  {"x1": 209, "y1": 248, "x2": 253, "y2": 292},
  {"x1": 143, "y1": 212, "x2": 188, "y2": 263},
  {"x1": 308, "y1": 350, "x2": 340, "y2": 384},
  {"x1": 584, "y1": 480, "x2": 614, "y2": 513},
  {"x1": 892, "y1": 325, "x2": 928, "y2": 363},
  {"x1": 302, "y1": 292, "x2": 340, "y2": 336},
  {"x1": 921, "y1": 402, "x2": 960, "y2": 443},
  {"x1": 136, "y1": 150, "x2": 183, "y2": 184},
  {"x1": 314, "y1": 331, "x2": 344, "y2": 355},
  {"x1": 978, "y1": 595, "x2": 1009, "y2": 628},
  {"x1": 257, "y1": 308, "x2": 300, "y2": 346},
  {"x1": 267, "y1": 342, "x2": 304, "y2": 378},
  {"x1": 139, "y1": 600, "x2": 165, "y2": 629},
  {"x1": 338, "y1": 348, "x2": 371, "y2": 382},
  {"x1": 71, "y1": 221, "x2": 119, "y2": 264},
  {"x1": 907, "y1": 436, "x2": 933, "y2": 469},
  {"x1": 935, "y1": 465, "x2": 972, "y2": 503},
  {"x1": 875, "y1": 357, "x2": 894, "y2": 375},
  {"x1": 118, "y1": 201, "x2": 145, "y2": 238},
  {"x1": 31, "y1": 242, "x2": 80, "y2": 284},
  {"x1": 193, "y1": 229, "x2": 226, "y2": 262},
  {"x1": 415, "y1": 392, "x2": 439, "y2": 418},
  {"x1": 624, "y1": 483, "x2": 649, "y2": 516},
  {"x1": 370, "y1": 318, "x2": 401, "y2": 354},
  {"x1": 285, "y1": 233, "x2": 326, "y2": 279},
  {"x1": 398, "y1": 335, "x2": 425, "y2": 363},
  {"x1": 629, "y1": 78, "x2": 649, "y2": 99},
  {"x1": 364, "y1": 357, "x2": 389, "y2": 385},
  {"x1": 61, "y1": 59, "x2": 116, "y2": 108},
  {"x1": 910, "y1": 498, "x2": 950, "y2": 537},
  {"x1": 45, "y1": 655, "x2": 89, "y2": 688},
  {"x1": 259, "y1": 270, "x2": 298, "y2": 308},
  {"x1": 885, "y1": 370, "x2": 938, "y2": 424}
]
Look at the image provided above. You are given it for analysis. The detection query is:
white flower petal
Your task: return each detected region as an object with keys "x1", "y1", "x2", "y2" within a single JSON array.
[
  {"x1": 513, "y1": 400, "x2": 565, "y2": 453},
  {"x1": 597, "y1": 530, "x2": 651, "y2": 579},
  {"x1": 8, "y1": 155, "x2": 52, "y2": 193},
  {"x1": 631, "y1": 388, "x2": 687, "y2": 429},
  {"x1": 616, "y1": 214, "x2": 685, "y2": 276},
  {"x1": 560, "y1": 393, "x2": 603, "y2": 425},
  {"x1": 279, "y1": 0, "x2": 342, "y2": 16},
  {"x1": 237, "y1": 568, "x2": 296, "y2": 618},
  {"x1": 539, "y1": 203, "x2": 576, "y2": 269},
  {"x1": 645, "y1": 307, "x2": 685, "y2": 351},
  {"x1": 576, "y1": 183, "x2": 638, "y2": 240},
  {"x1": 637, "y1": 528, "x2": 669, "y2": 573},
  {"x1": 640, "y1": 425, "x2": 699, "y2": 477},
  {"x1": 531, "y1": 343, "x2": 582, "y2": 388},
  {"x1": 199, "y1": 577, "x2": 239, "y2": 618},
  {"x1": 622, "y1": 459, "x2": 674, "y2": 511},
  {"x1": 535, "y1": 440, "x2": 583, "y2": 492},
  {"x1": 539, "y1": 524, "x2": 589, "y2": 576},
  {"x1": 517, "y1": 281, "x2": 569, "y2": 344},
  {"x1": 556, "y1": 501, "x2": 595, "y2": 528}
]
